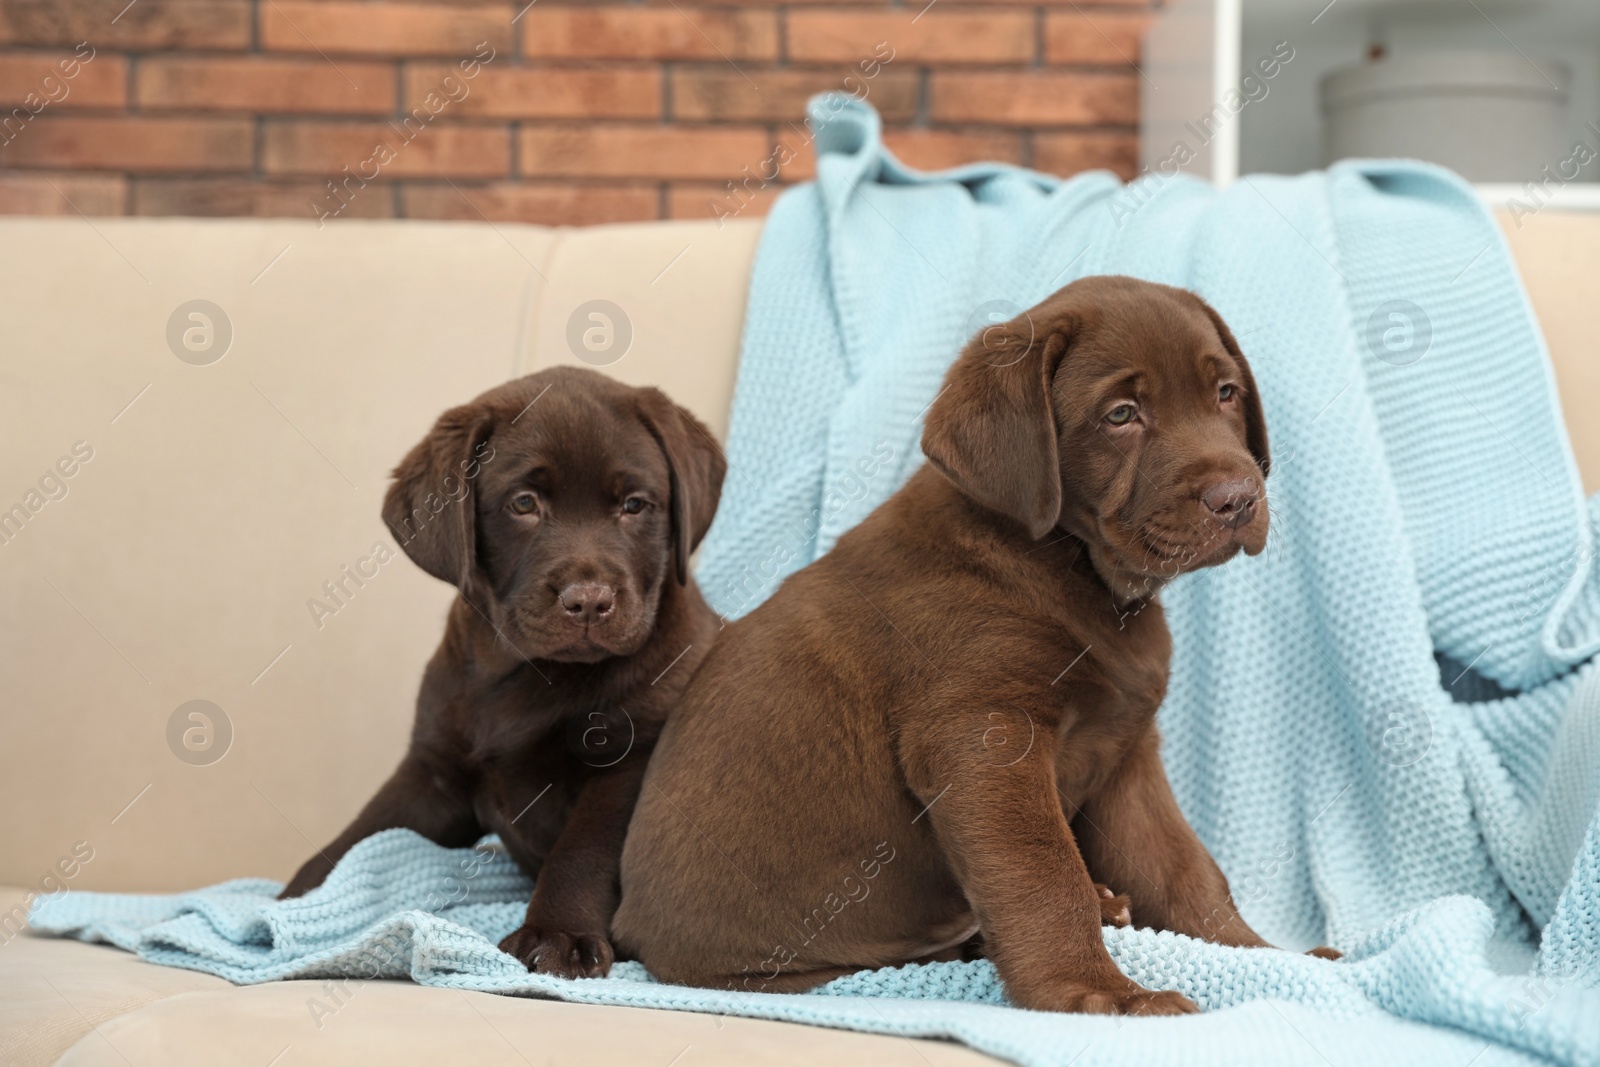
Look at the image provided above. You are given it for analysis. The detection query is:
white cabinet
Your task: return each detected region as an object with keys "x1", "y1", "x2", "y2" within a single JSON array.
[{"x1": 1140, "y1": 0, "x2": 1600, "y2": 211}]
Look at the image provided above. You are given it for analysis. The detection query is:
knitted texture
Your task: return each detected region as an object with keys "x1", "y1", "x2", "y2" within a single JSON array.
[
  {"x1": 27, "y1": 830, "x2": 1596, "y2": 1067},
  {"x1": 30, "y1": 96, "x2": 1600, "y2": 1066}
]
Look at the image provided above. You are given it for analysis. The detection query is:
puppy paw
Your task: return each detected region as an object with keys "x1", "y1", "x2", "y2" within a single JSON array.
[
  {"x1": 498, "y1": 925, "x2": 614, "y2": 979},
  {"x1": 1026, "y1": 981, "x2": 1198, "y2": 1016},
  {"x1": 1095, "y1": 883, "x2": 1132, "y2": 927},
  {"x1": 1305, "y1": 945, "x2": 1343, "y2": 961},
  {"x1": 1120, "y1": 988, "x2": 1200, "y2": 1016}
]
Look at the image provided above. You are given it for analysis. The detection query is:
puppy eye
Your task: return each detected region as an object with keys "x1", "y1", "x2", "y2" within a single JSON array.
[
  {"x1": 508, "y1": 492, "x2": 538, "y2": 515},
  {"x1": 1105, "y1": 403, "x2": 1137, "y2": 426},
  {"x1": 621, "y1": 496, "x2": 648, "y2": 515},
  {"x1": 1218, "y1": 383, "x2": 1237, "y2": 402}
]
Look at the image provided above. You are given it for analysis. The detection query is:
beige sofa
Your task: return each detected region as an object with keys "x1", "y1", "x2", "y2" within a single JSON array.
[{"x1": 1, "y1": 206, "x2": 1596, "y2": 1066}]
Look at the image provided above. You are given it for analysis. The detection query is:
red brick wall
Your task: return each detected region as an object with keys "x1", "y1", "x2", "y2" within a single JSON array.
[{"x1": 0, "y1": 0, "x2": 1150, "y2": 224}]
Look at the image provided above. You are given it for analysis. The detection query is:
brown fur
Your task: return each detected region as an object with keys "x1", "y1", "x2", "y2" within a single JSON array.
[
  {"x1": 279, "y1": 366, "x2": 725, "y2": 980},
  {"x1": 614, "y1": 276, "x2": 1324, "y2": 1015}
]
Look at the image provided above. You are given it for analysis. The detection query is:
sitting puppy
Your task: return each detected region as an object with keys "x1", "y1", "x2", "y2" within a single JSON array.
[
  {"x1": 615, "y1": 276, "x2": 1315, "y2": 1014},
  {"x1": 279, "y1": 366, "x2": 725, "y2": 981}
]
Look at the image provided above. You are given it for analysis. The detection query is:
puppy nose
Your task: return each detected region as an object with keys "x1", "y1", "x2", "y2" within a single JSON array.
[
  {"x1": 559, "y1": 583, "x2": 615, "y2": 624},
  {"x1": 1202, "y1": 479, "x2": 1259, "y2": 529}
]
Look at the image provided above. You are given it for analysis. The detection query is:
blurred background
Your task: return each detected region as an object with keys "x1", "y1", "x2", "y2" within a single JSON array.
[{"x1": 0, "y1": 0, "x2": 1148, "y2": 224}]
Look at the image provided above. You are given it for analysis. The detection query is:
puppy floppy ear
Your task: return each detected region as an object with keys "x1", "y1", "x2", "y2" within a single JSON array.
[
  {"x1": 637, "y1": 391, "x2": 727, "y2": 584},
  {"x1": 382, "y1": 403, "x2": 495, "y2": 590},
  {"x1": 922, "y1": 318, "x2": 1073, "y2": 540},
  {"x1": 1196, "y1": 300, "x2": 1271, "y2": 477}
]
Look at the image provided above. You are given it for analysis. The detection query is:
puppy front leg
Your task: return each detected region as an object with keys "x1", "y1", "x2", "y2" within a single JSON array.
[
  {"x1": 1072, "y1": 727, "x2": 1269, "y2": 948},
  {"x1": 277, "y1": 755, "x2": 479, "y2": 899},
  {"x1": 497, "y1": 758, "x2": 647, "y2": 978},
  {"x1": 915, "y1": 731, "x2": 1196, "y2": 1015}
]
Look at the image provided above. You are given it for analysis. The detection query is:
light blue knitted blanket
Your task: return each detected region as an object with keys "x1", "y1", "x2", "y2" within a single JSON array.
[{"x1": 32, "y1": 97, "x2": 1600, "y2": 1066}]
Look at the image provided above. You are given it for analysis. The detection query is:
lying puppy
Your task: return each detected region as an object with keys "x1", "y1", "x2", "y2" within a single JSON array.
[
  {"x1": 279, "y1": 366, "x2": 725, "y2": 980},
  {"x1": 616, "y1": 276, "x2": 1312, "y2": 1014}
]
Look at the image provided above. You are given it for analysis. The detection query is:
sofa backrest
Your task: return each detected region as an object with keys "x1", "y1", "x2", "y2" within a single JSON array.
[
  {"x1": 1, "y1": 206, "x2": 1595, "y2": 893},
  {"x1": 0, "y1": 216, "x2": 759, "y2": 891}
]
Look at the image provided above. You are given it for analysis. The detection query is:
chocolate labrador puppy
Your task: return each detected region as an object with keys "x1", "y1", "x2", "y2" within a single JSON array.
[
  {"x1": 279, "y1": 366, "x2": 725, "y2": 980},
  {"x1": 616, "y1": 276, "x2": 1325, "y2": 1014}
]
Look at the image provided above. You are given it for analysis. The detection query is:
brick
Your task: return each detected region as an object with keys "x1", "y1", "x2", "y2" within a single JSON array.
[
  {"x1": 667, "y1": 181, "x2": 781, "y2": 222},
  {"x1": 0, "y1": 1, "x2": 249, "y2": 50},
  {"x1": 262, "y1": 2, "x2": 510, "y2": 58},
  {"x1": 887, "y1": 127, "x2": 1024, "y2": 170},
  {"x1": 263, "y1": 120, "x2": 509, "y2": 178},
  {"x1": 1044, "y1": 11, "x2": 1150, "y2": 65},
  {"x1": 0, "y1": 116, "x2": 252, "y2": 171},
  {"x1": 132, "y1": 178, "x2": 393, "y2": 219},
  {"x1": 920, "y1": 0, "x2": 1148, "y2": 5},
  {"x1": 0, "y1": 172, "x2": 124, "y2": 214},
  {"x1": 520, "y1": 124, "x2": 770, "y2": 180},
  {"x1": 645, "y1": 0, "x2": 878, "y2": 5},
  {"x1": 786, "y1": 9, "x2": 1032, "y2": 65},
  {"x1": 0, "y1": 51, "x2": 127, "y2": 109},
  {"x1": 930, "y1": 70, "x2": 1138, "y2": 126},
  {"x1": 779, "y1": 125, "x2": 1023, "y2": 182},
  {"x1": 138, "y1": 57, "x2": 394, "y2": 114},
  {"x1": 671, "y1": 68, "x2": 915, "y2": 123},
  {"x1": 405, "y1": 181, "x2": 658, "y2": 224},
  {"x1": 522, "y1": 9, "x2": 776, "y2": 61},
  {"x1": 1033, "y1": 130, "x2": 1137, "y2": 178},
  {"x1": 650, "y1": 0, "x2": 1129, "y2": 4},
  {"x1": 404, "y1": 64, "x2": 658, "y2": 119}
]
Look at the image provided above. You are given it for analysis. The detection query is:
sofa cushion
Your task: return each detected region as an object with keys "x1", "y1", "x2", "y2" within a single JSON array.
[
  {"x1": 0, "y1": 216, "x2": 758, "y2": 895},
  {"x1": 1496, "y1": 208, "x2": 1600, "y2": 493},
  {"x1": 0, "y1": 887, "x2": 229, "y2": 1067},
  {"x1": 3, "y1": 886, "x2": 998, "y2": 1067},
  {"x1": 47, "y1": 979, "x2": 1001, "y2": 1067},
  {"x1": 525, "y1": 217, "x2": 761, "y2": 440}
]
